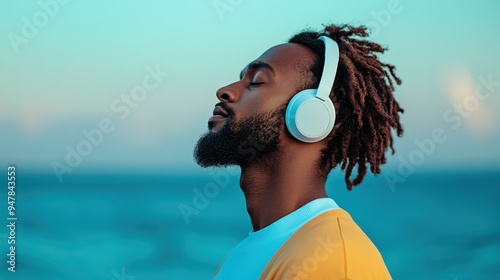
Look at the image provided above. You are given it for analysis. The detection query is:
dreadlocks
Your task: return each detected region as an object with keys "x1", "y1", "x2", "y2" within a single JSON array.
[{"x1": 289, "y1": 24, "x2": 404, "y2": 190}]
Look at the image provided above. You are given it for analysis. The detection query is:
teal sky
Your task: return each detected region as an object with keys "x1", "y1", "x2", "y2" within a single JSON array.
[{"x1": 1, "y1": 0, "x2": 499, "y2": 175}]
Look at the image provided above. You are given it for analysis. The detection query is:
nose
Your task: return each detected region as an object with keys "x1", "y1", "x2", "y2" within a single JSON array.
[{"x1": 216, "y1": 84, "x2": 238, "y2": 103}]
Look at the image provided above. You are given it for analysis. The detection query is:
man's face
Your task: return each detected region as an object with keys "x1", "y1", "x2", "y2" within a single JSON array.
[{"x1": 194, "y1": 43, "x2": 316, "y2": 167}]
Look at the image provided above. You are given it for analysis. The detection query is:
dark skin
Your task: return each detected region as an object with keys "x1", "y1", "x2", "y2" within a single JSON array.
[{"x1": 212, "y1": 43, "x2": 331, "y2": 231}]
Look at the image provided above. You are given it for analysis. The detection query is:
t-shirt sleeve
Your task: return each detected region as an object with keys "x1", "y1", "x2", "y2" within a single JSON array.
[{"x1": 259, "y1": 211, "x2": 392, "y2": 280}]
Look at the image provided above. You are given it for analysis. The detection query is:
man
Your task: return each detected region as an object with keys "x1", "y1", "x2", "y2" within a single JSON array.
[{"x1": 194, "y1": 24, "x2": 403, "y2": 280}]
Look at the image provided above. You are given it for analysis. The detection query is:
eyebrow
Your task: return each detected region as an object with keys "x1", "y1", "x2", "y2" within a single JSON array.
[{"x1": 239, "y1": 61, "x2": 276, "y2": 80}]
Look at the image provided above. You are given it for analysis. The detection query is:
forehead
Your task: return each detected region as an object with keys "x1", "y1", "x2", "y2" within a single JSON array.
[{"x1": 243, "y1": 43, "x2": 316, "y2": 77}]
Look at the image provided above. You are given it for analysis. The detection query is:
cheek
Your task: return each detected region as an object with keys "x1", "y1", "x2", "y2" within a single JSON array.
[
  {"x1": 258, "y1": 87, "x2": 296, "y2": 110},
  {"x1": 236, "y1": 84, "x2": 296, "y2": 116},
  {"x1": 269, "y1": 82, "x2": 300, "y2": 106},
  {"x1": 235, "y1": 94, "x2": 267, "y2": 116}
]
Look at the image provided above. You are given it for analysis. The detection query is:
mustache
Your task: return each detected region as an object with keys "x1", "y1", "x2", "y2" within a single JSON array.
[{"x1": 215, "y1": 101, "x2": 235, "y2": 118}]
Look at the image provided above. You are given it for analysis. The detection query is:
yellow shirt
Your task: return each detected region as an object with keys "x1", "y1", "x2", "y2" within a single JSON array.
[
  {"x1": 260, "y1": 209, "x2": 392, "y2": 279},
  {"x1": 213, "y1": 202, "x2": 391, "y2": 279}
]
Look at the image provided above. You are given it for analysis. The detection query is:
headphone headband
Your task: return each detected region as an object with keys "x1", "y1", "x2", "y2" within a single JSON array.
[
  {"x1": 316, "y1": 36, "x2": 339, "y2": 101},
  {"x1": 284, "y1": 35, "x2": 338, "y2": 143}
]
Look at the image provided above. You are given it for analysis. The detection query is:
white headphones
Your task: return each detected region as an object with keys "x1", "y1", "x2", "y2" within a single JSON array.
[{"x1": 285, "y1": 36, "x2": 339, "y2": 143}]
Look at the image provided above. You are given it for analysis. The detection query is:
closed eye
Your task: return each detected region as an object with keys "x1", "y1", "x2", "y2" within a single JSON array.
[{"x1": 249, "y1": 82, "x2": 264, "y2": 87}]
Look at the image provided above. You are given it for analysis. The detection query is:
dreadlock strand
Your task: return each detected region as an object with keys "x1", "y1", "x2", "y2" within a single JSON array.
[{"x1": 289, "y1": 24, "x2": 404, "y2": 190}]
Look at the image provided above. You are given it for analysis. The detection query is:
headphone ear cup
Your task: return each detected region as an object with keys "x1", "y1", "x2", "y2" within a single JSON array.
[{"x1": 285, "y1": 89, "x2": 335, "y2": 143}]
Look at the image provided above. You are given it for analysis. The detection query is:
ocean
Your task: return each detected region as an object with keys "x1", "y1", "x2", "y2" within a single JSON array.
[{"x1": 0, "y1": 169, "x2": 499, "y2": 280}]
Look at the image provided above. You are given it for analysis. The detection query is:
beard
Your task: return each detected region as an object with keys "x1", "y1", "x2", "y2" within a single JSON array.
[{"x1": 193, "y1": 104, "x2": 287, "y2": 168}]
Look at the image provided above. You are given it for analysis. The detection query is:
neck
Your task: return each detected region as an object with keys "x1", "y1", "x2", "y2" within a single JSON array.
[{"x1": 239, "y1": 146, "x2": 327, "y2": 231}]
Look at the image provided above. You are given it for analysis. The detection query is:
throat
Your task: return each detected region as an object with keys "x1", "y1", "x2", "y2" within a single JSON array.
[{"x1": 240, "y1": 167, "x2": 327, "y2": 231}]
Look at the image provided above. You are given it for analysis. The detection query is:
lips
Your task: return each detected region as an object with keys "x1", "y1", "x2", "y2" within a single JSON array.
[
  {"x1": 208, "y1": 115, "x2": 226, "y2": 121},
  {"x1": 208, "y1": 105, "x2": 229, "y2": 129},
  {"x1": 212, "y1": 106, "x2": 228, "y2": 118}
]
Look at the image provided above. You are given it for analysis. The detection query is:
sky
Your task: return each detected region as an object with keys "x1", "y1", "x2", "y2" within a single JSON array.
[{"x1": 1, "y1": 0, "x2": 499, "y2": 176}]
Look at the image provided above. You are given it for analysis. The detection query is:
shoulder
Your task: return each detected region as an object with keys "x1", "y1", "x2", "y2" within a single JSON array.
[{"x1": 260, "y1": 209, "x2": 392, "y2": 280}]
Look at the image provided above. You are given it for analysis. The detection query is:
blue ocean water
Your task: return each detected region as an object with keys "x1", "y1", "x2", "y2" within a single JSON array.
[{"x1": 0, "y1": 169, "x2": 499, "y2": 280}]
